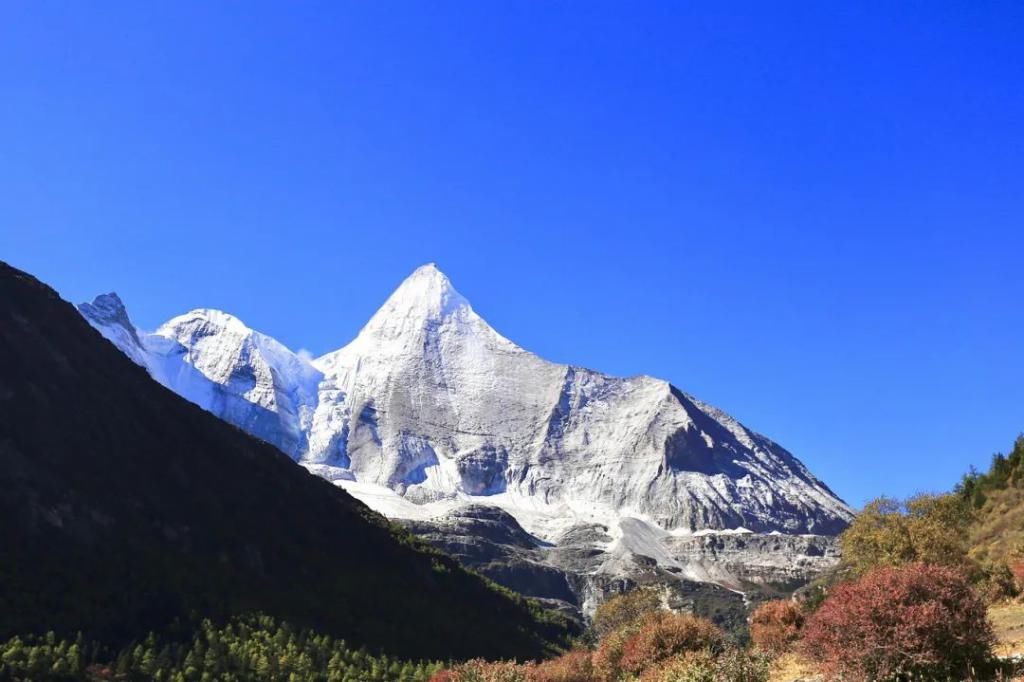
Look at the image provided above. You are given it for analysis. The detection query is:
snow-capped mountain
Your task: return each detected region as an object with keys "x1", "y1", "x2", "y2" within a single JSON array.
[
  {"x1": 81, "y1": 294, "x2": 321, "y2": 456},
  {"x1": 80, "y1": 264, "x2": 852, "y2": 611},
  {"x1": 303, "y1": 265, "x2": 850, "y2": 535}
]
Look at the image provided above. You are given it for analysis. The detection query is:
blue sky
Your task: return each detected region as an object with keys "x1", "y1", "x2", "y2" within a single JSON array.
[{"x1": 2, "y1": 2, "x2": 1022, "y2": 507}]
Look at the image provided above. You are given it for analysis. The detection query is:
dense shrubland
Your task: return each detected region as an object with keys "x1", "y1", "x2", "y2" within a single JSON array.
[{"x1": 431, "y1": 588, "x2": 769, "y2": 682}]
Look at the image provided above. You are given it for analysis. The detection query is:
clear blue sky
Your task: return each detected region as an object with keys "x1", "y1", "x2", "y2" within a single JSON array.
[{"x1": 2, "y1": 2, "x2": 1022, "y2": 507}]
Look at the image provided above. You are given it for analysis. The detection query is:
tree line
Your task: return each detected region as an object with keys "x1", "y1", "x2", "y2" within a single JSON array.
[{"x1": 0, "y1": 614, "x2": 442, "y2": 681}]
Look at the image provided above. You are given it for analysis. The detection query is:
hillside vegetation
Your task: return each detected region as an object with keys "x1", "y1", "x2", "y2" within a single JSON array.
[{"x1": 960, "y1": 435, "x2": 1024, "y2": 567}]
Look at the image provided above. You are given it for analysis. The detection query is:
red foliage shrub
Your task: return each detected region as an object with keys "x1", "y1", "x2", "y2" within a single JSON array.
[
  {"x1": 429, "y1": 671, "x2": 457, "y2": 682},
  {"x1": 615, "y1": 612, "x2": 724, "y2": 677},
  {"x1": 749, "y1": 599, "x2": 804, "y2": 655},
  {"x1": 801, "y1": 563, "x2": 994, "y2": 681},
  {"x1": 1010, "y1": 558, "x2": 1024, "y2": 587},
  {"x1": 591, "y1": 627, "x2": 631, "y2": 682},
  {"x1": 524, "y1": 649, "x2": 594, "y2": 682}
]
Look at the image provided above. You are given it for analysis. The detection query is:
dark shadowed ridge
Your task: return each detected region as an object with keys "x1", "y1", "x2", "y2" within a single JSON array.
[{"x1": 0, "y1": 261, "x2": 571, "y2": 661}]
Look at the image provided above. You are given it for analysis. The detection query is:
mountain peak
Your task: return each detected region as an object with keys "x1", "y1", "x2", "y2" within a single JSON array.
[
  {"x1": 161, "y1": 308, "x2": 254, "y2": 336},
  {"x1": 80, "y1": 292, "x2": 128, "y2": 320},
  {"x1": 377, "y1": 263, "x2": 470, "y2": 322},
  {"x1": 403, "y1": 262, "x2": 457, "y2": 292},
  {"x1": 79, "y1": 292, "x2": 142, "y2": 347}
]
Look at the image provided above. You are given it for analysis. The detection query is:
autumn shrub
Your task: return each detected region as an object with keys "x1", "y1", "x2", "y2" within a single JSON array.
[
  {"x1": 591, "y1": 626, "x2": 632, "y2": 681},
  {"x1": 801, "y1": 563, "x2": 994, "y2": 681},
  {"x1": 712, "y1": 647, "x2": 771, "y2": 682},
  {"x1": 430, "y1": 671, "x2": 457, "y2": 682},
  {"x1": 1010, "y1": 557, "x2": 1024, "y2": 589},
  {"x1": 524, "y1": 649, "x2": 593, "y2": 682},
  {"x1": 430, "y1": 659, "x2": 527, "y2": 682},
  {"x1": 637, "y1": 650, "x2": 717, "y2": 682},
  {"x1": 976, "y1": 559, "x2": 1020, "y2": 602},
  {"x1": 591, "y1": 587, "x2": 662, "y2": 639},
  {"x1": 637, "y1": 648, "x2": 769, "y2": 682},
  {"x1": 615, "y1": 612, "x2": 724, "y2": 677},
  {"x1": 749, "y1": 599, "x2": 804, "y2": 655}
]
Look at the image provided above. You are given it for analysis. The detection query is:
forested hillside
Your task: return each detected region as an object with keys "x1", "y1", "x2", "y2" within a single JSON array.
[{"x1": 960, "y1": 435, "x2": 1024, "y2": 567}]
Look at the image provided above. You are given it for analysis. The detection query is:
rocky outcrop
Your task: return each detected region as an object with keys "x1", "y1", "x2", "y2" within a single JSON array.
[{"x1": 402, "y1": 502, "x2": 841, "y2": 633}]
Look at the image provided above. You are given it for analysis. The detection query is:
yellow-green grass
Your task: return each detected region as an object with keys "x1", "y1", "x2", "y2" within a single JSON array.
[
  {"x1": 768, "y1": 652, "x2": 819, "y2": 682},
  {"x1": 992, "y1": 601, "x2": 1024, "y2": 657}
]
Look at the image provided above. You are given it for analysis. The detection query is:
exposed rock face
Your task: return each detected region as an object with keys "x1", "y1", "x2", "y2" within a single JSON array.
[
  {"x1": 79, "y1": 263, "x2": 851, "y2": 608},
  {"x1": 402, "y1": 503, "x2": 836, "y2": 633},
  {"x1": 403, "y1": 506, "x2": 579, "y2": 608},
  {"x1": 663, "y1": 532, "x2": 841, "y2": 590}
]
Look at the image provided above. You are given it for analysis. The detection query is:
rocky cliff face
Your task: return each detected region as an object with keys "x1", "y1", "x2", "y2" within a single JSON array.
[
  {"x1": 402, "y1": 504, "x2": 838, "y2": 629},
  {"x1": 79, "y1": 264, "x2": 851, "y2": 611}
]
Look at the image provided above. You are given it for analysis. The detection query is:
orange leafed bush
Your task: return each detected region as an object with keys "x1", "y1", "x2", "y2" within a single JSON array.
[
  {"x1": 525, "y1": 649, "x2": 594, "y2": 682},
  {"x1": 1010, "y1": 558, "x2": 1024, "y2": 587},
  {"x1": 749, "y1": 599, "x2": 804, "y2": 655},
  {"x1": 434, "y1": 608, "x2": 724, "y2": 682},
  {"x1": 429, "y1": 659, "x2": 526, "y2": 682},
  {"x1": 637, "y1": 650, "x2": 717, "y2": 681},
  {"x1": 431, "y1": 653, "x2": 595, "y2": 682},
  {"x1": 801, "y1": 563, "x2": 994, "y2": 681},
  {"x1": 590, "y1": 626, "x2": 632, "y2": 682},
  {"x1": 614, "y1": 612, "x2": 724, "y2": 677}
]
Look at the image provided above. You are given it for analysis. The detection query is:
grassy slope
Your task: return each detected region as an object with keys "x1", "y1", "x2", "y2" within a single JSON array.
[
  {"x1": 963, "y1": 436, "x2": 1024, "y2": 565},
  {"x1": 971, "y1": 483, "x2": 1024, "y2": 565},
  {"x1": 991, "y1": 602, "x2": 1024, "y2": 658}
]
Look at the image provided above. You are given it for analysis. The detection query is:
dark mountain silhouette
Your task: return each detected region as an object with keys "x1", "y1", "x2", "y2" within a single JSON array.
[{"x1": 0, "y1": 261, "x2": 570, "y2": 661}]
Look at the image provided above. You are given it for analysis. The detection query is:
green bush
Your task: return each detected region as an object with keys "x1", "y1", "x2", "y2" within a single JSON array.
[{"x1": 590, "y1": 587, "x2": 662, "y2": 639}]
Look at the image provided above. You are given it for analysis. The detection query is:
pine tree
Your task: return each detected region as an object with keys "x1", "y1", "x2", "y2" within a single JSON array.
[
  {"x1": 115, "y1": 649, "x2": 132, "y2": 677},
  {"x1": 66, "y1": 643, "x2": 83, "y2": 675},
  {"x1": 141, "y1": 646, "x2": 158, "y2": 675}
]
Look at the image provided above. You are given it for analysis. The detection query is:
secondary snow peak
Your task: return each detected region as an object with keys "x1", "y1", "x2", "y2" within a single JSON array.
[{"x1": 80, "y1": 292, "x2": 133, "y2": 329}]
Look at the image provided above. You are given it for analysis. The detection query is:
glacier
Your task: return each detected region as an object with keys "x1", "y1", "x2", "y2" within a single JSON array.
[{"x1": 80, "y1": 264, "x2": 853, "y2": 614}]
